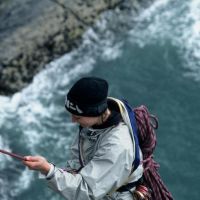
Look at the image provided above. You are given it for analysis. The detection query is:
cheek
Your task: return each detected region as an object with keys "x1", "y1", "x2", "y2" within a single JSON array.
[
  {"x1": 80, "y1": 119, "x2": 91, "y2": 126},
  {"x1": 79, "y1": 118, "x2": 97, "y2": 127},
  {"x1": 75, "y1": 118, "x2": 88, "y2": 126}
]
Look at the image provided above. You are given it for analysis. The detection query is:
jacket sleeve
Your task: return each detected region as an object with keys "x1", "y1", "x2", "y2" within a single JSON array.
[{"x1": 47, "y1": 124, "x2": 134, "y2": 200}]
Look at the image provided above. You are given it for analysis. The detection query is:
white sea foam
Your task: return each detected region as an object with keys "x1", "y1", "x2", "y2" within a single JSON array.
[
  {"x1": 182, "y1": 0, "x2": 200, "y2": 80},
  {"x1": 128, "y1": 0, "x2": 172, "y2": 46},
  {"x1": 10, "y1": 169, "x2": 33, "y2": 197},
  {"x1": 128, "y1": 0, "x2": 200, "y2": 81},
  {"x1": 0, "y1": 178, "x2": 9, "y2": 200},
  {"x1": 0, "y1": 135, "x2": 12, "y2": 169}
]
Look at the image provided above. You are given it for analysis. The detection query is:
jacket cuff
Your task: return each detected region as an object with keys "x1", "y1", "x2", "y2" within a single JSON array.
[
  {"x1": 38, "y1": 163, "x2": 55, "y2": 180},
  {"x1": 46, "y1": 163, "x2": 55, "y2": 180}
]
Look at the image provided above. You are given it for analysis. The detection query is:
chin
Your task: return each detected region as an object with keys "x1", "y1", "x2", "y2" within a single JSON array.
[{"x1": 80, "y1": 124, "x2": 88, "y2": 128}]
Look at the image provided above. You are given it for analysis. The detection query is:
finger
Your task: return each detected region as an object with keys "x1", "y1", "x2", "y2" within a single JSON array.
[
  {"x1": 23, "y1": 156, "x2": 31, "y2": 161},
  {"x1": 22, "y1": 156, "x2": 40, "y2": 167},
  {"x1": 24, "y1": 156, "x2": 44, "y2": 162}
]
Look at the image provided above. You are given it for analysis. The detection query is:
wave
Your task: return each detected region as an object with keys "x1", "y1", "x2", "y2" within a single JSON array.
[
  {"x1": 183, "y1": 0, "x2": 200, "y2": 80},
  {"x1": 128, "y1": 0, "x2": 200, "y2": 81},
  {"x1": 0, "y1": 135, "x2": 12, "y2": 169}
]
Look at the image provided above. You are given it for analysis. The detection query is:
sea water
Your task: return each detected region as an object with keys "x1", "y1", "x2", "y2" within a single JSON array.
[{"x1": 0, "y1": 0, "x2": 199, "y2": 199}]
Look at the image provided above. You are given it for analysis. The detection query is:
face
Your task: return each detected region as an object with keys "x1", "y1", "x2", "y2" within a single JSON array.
[{"x1": 71, "y1": 114, "x2": 100, "y2": 128}]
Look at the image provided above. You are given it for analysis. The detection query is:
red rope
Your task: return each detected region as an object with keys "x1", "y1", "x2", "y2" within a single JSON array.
[
  {"x1": 134, "y1": 105, "x2": 173, "y2": 200},
  {"x1": 0, "y1": 149, "x2": 25, "y2": 161}
]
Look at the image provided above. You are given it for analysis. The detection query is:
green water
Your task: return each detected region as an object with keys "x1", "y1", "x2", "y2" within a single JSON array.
[{"x1": 0, "y1": 0, "x2": 200, "y2": 199}]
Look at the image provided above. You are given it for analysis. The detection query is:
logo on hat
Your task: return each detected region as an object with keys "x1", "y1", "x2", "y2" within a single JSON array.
[{"x1": 65, "y1": 100, "x2": 83, "y2": 114}]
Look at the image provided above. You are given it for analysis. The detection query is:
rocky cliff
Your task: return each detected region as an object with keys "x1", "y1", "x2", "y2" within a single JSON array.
[{"x1": 0, "y1": 0, "x2": 148, "y2": 95}]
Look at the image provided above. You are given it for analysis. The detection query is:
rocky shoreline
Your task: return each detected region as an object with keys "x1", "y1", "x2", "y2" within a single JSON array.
[{"x1": 0, "y1": 0, "x2": 150, "y2": 96}]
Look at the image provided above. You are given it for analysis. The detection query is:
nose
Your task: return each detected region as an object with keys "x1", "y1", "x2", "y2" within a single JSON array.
[
  {"x1": 71, "y1": 115, "x2": 80, "y2": 123},
  {"x1": 71, "y1": 115, "x2": 76, "y2": 122}
]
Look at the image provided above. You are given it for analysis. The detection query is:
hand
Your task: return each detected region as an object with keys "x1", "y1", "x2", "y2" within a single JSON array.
[{"x1": 23, "y1": 156, "x2": 51, "y2": 175}]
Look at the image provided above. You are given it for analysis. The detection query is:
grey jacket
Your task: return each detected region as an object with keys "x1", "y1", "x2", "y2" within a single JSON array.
[{"x1": 47, "y1": 98, "x2": 143, "y2": 200}]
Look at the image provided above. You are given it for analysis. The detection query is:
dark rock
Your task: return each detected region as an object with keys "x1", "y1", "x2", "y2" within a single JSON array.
[{"x1": 0, "y1": 0, "x2": 153, "y2": 96}]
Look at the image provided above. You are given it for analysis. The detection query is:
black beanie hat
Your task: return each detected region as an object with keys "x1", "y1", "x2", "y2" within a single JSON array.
[{"x1": 65, "y1": 77, "x2": 108, "y2": 116}]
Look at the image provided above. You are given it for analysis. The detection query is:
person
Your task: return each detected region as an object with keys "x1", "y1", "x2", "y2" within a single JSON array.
[{"x1": 22, "y1": 77, "x2": 145, "y2": 200}]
